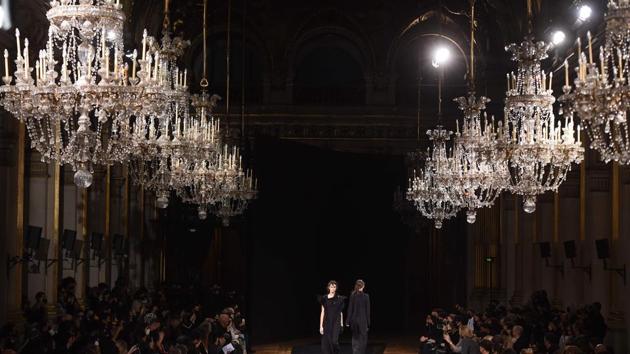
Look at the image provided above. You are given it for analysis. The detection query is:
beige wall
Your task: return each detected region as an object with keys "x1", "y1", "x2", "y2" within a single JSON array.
[
  {"x1": 0, "y1": 120, "x2": 160, "y2": 324},
  {"x1": 468, "y1": 151, "x2": 630, "y2": 352}
]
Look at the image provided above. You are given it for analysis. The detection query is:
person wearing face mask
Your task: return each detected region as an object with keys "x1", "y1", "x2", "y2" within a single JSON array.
[{"x1": 319, "y1": 280, "x2": 345, "y2": 354}]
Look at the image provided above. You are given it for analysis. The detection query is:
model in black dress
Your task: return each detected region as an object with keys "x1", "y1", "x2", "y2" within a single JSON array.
[
  {"x1": 320, "y1": 280, "x2": 345, "y2": 354},
  {"x1": 347, "y1": 279, "x2": 370, "y2": 354}
]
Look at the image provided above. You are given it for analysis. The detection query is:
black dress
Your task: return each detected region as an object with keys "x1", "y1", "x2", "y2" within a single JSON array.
[
  {"x1": 320, "y1": 294, "x2": 345, "y2": 354},
  {"x1": 346, "y1": 291, "x2": 370, "y2": 354}
]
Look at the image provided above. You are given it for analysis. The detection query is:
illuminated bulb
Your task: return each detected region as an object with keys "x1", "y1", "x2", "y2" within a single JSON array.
[
  {"x1": 466, "y1": 210, "x2": 477, "y2": 224},
  {"x1": 107, "y1": 30, "x2": 118, "y2": 40},
  {"x1": 578, "y1": 5, "x2": 592, "y2": 21},
  {"x1": 74, "y1": 169, "x2": 93, "y2": 189},
  {"x1": 434, "y1": 220, "x2": 443, "y2": 229},
  {"x1": 198, "y1": 207, "x2": 207, "y2": 220},
  {"x1": 156, "y1": 195, "x2": 169, "y2": 209},
  {"x1": 552, "y1": 30, "x2": 566, "y2": 45},
  {"x1": 432, "y1": 47, "x2": 450, "y2": 68},
  {"x1": 523, "y1": 196, "x2": 537, "y2": 214}
]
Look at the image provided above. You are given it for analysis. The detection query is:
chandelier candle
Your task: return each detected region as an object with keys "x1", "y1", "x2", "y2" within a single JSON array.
[
  {"x1": 142, "y1": 29, "x2": 147, "y2": 60},
  {"x1": 15, "y1": 28, "x2": 20, "y2": 59},
  {"x1": 588, "y1": 31, "x2": 593, "y2": 64},
  {"x1": 23, "y1": 39, "x2": 28, "y2": 80},
  {"x1": 132, "y1": 50, "x2": 137, "y2": 79},
  {"x1": 504, "y1": 37, "x2": 583, "y2": 213},
  {"x1": 4, "y1": 50, "x2": 8, "y2": 78}
]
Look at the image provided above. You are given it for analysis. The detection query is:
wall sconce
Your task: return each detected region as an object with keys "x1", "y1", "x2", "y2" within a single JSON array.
[
  {"x1": 563, "y1": 240, "x2": 592, "y2": 280},
  {"x1": 538, "y1": 242, "x2": 564, "y2": 277},
  {"x1": 595, "y1": 239, "x2": 626, "y2": 285}
]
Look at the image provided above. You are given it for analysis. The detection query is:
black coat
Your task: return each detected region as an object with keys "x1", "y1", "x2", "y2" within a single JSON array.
[{"x1": 346, "y1": 291, "x2": 370, "y2": 331}]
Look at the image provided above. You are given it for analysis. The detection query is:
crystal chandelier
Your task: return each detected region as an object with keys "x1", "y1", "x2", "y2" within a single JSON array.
[
  {"x1": 0, "y1": 0, "x2": 175, "y2": 188},
  {"x1": 407, "y1": 126, "x2": 462, "y2": 229},
  {"x1": 181, "y1": 0, "x2": 258, "y2": 223},
  {"x1": 128, "y1": 5, "x2": 196, "y2": 208},
  {"x1": 209, "y1": 169, "x2": 258, "y2": 226},
  {"x1": 179, "y1": 143, "x2": 241, "y2": 217},
  {"x1": 559, "y1": 1, "x2": 630, "y2": 164},
  {"x1": 503, "y1": 37, "x2": 584, "y2": 213},
  {"x1": 439, "y1": 95, "x2": 508, "y2": 224},
  {"x1": 434, "y1": 0, "x2": 508, "y2": 224}
]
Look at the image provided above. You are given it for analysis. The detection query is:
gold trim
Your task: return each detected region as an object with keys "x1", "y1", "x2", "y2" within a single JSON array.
[
  {"x1": 15, "y1": 123, "x2": 25, "y2": 309},
  {"x1": 105, "y1": 166, "x2": 112, "y2": 284},
  {"x1": 122, "y1": 166, "x2": 129, "y2": 239},
  {"x1": 533, "y1": 201, "x2": 538, "y2": 242},
  {"x1": 579, "y1": 156, "x2": 586, "y2": 241},
  {"x1": 51, "y1": 161, "x2": 61, "y2": 303},
  {"x1": 514, "y1": 196, "x2": 519, "y2": 244},
  {"x1": 81, "y1": 188, "x2": 88, "y2": 295},
  {"x1": 122, "y1": 165, "x2": 129, "y2": 279},
  {"x1": 553, "y1": 192, "x2": 559, "y2": 243},
  {"x1": 139, "y1": 186, "x2": 145, "y2": 286},
  {"x1": 612, "y1": 162, "x2": 620, "y2": 240},
  {"x1": 499, "y1": 194, "x2": 504, "y2": 243},
  {"x1": 139, "y1": 186, "x2": 144, "y2": 241}
]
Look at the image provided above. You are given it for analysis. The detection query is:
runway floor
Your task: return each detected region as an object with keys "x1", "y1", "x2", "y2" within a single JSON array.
[{"x1": 252, "y1": 336, "x2": 418, "y2": 354}]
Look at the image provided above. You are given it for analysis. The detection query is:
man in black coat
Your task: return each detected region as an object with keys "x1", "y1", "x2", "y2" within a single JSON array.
[{"x1": 346, "y1": 279, "x2": 370, "y2": 354}]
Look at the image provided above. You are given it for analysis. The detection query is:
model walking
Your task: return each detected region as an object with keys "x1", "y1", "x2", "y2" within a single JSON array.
[
  {"x1": 346, "y1": 279, "x2": 370, "y2": 354},
  {"x1": 320, "y1": 280, "x2": 345, "y2": 354}
]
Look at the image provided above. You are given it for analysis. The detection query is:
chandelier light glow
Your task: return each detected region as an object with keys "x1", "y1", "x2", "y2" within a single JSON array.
[
  {"x1": 407, "y1": 126, "x2": 462, "y2": 229},
  {"x1": 441, "y1": 95, "x2": 508, "y2": 224},
  {"x1": 435, "y1": 0, "x2": 508, "y2": 224},
  {"x1": 0, "y1": 0, "x2": 189, "y2": 188},
  {"x1": 560, "y1": 0, "x2": 630, "y2": 165},
  {"x1": 504, "y1": 37, "x2": 583, "y2": 213}
]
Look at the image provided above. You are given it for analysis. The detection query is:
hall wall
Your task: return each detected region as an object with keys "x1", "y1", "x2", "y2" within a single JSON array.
[
  {"x1": 0, "y1": 116, "x2": 162, "y2": 325},
  {"x1": 467, "y1": 149, "x2": 630, "y2": 352}
]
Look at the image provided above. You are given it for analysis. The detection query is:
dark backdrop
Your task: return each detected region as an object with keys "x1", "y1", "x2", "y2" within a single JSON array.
[
  {"x1": 163, "y1": 137, "x2": 469, "y2": 344},
  {"x1": 245, "y1": 138, "x2": 466, "y2": 344}
]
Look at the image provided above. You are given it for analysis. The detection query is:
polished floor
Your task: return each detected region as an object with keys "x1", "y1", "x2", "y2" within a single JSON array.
[{"x1": 252, "y1": 336, "x2": 419, "y2": 354}]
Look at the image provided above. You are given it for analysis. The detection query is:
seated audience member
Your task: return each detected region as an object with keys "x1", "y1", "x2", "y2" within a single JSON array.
[
  {"x1": 0, "y1": 280, "x2": 248, "y2": 354},
  {"x1": 511, "y1": 325, "x2": 528, "y2": 353},
  {"x1": 443, "y1": 324, "x2": 480, "y2": 354},
  {"x1": 479, "y1": 339, "x2": 493, "y2": 354}
]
